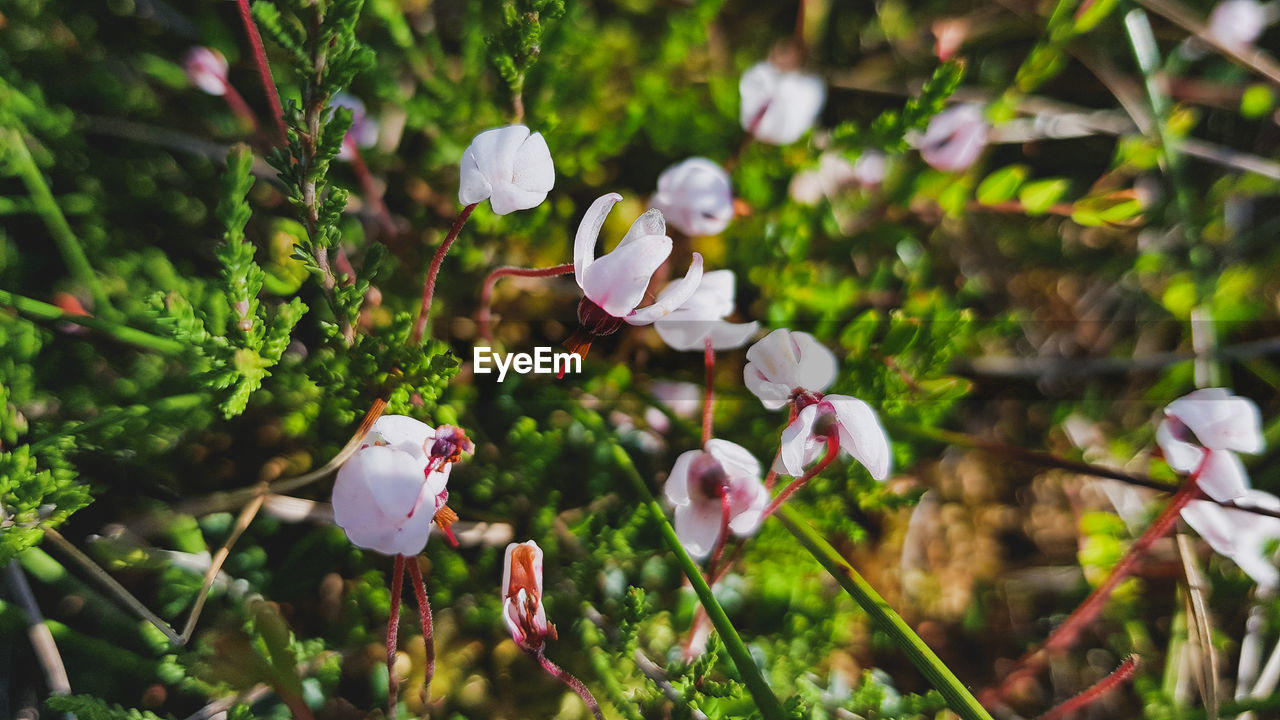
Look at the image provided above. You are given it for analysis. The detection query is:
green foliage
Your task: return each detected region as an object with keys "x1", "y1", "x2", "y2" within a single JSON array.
[
  {"x1": 45, "y1": 695, "x2": 167, "y2": 720},
  {"x1": 487, "y1": 0, "x2": 566, "y2": 101},
  {"x1": 0, "y1": 443, "x2": 89, "y2": 564}
]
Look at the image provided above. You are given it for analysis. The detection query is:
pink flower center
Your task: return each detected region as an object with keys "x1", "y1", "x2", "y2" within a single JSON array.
[{"x1": 692, "y1": 453, "x2": 730, "y2": 500}]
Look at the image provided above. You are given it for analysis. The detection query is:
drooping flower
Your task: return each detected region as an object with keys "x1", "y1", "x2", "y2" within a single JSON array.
[
  {"x1": 739, "y1": 60, "x2": 827, "y2": 145},
  {"x1": 502, "y1": 540, "x2": 556, "y2": 650},
  {"x1": 1181, "y1": 489, "x2": 1280, "y2": 588},
  {"x1": 778, "y1": 394, "x2": 892, "y2": 480},
  {"x1": 458, "y1": 125, "x2": 555, "y2": 215},
  {"x1": 648, "y1": 158, "x2": 734, "y2": 237},
  {"x1": 331, "y1": 93, "x2": 378, "y2": 161},
  {"x1": 664, "y1": 439, "x2": 768, "y2": 559},
  {"x1": 914, "y1": 104, "x2": 989, "y2": 172},
  {"x1": 1207, "y1": 0, "x2": 1267, "y2": 51},
  {"x1": 1156, "y1": 387, "x2": 1264, "y2": 501},
  {"x1": 653, "y1": 269, "x2": 759, "y2": 352},
  {"x1": 570, "y1": 194, "x2": 703, "y2": 348},
  {"x1": 184, "y1": 47, "x2": 229, "y2": 96},
  {"x1": 332, "y1": 415, "x2": 472, "y2": 556},
  {"x1": 743, "y1": 329, "x2": 838, "y2": 410}
]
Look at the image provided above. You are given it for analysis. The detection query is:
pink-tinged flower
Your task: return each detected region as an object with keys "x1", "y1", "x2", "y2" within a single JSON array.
[
  {"x1": 572, "y1": 193, "x2": 704, "y2": 340},
  {"x1": 778, "y1": 394, "x2": 892, "y2": 480},
  {"x1": 332, "y1": 93, "x2": 378, "y2": 161},
  {"x1": 1181, "y1": 489, "x2": 1280, "y2": 588},
  {"x1": 458, "y1": 125, "x2": 555, "y2": 215},
  {"x1": 743, "y1": 329, "x2": 838, "y2": 410},
  {"x1": 653, "y1": 269, "x2": 759, "y2": 351},
  {"x1": 852, "y1": 151, "x2": 888, "y2": 187},
  {"x1": 1156, "y1": 388, "x2": 1264, "y2": 501},
  {"x1": 502, "y1": 540, "x2": 557, "y2": 650},
  {"x1": 789, "y1": 153, "x2": 857, "y2": 205},
  {"x1": 649, "y1": 158, "x2": 734, "y2": 236},
  {"x1": 1207, "y1": 0, "x2": 1267, "y2": 51},
  {"x1": 332, "y1": 415, "x2": 473, "y2": 556},
  {"x1": 739, "y1": 60, "x2": 826, "y2": 145},
  {"x1": 184, "y1": 47, "x2": 229, "y2": 96},
  {"x1": 664, "y1": 440, "x2": 768, "y2": 559},
  {"x1": 914, "y1": 104, "x2": 989, "y2": 172}
]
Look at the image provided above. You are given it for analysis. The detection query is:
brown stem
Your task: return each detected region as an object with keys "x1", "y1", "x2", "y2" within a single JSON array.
[
  {"x1": 981, "y1": 476, "x2": 1202, "y2": 703},
  {"x1": 1041, "y1": 655, "x2": 1140, "y2": 720},
  {"x1": 534, "y1": 648, "x2": 604, "y2": 720},
  {"x1": 235, "y1": 0, "x2": 287, "y2": 144},
  {"x1": 406, "y1": 558, "x2": 435, "y2": 706},
  {"x1": 702, "y1": 337, "x2": 715, "y2": 446},
  {"x1": 477, "y1": 263, "x2": 575, "y2": 344},
  {"x1": 410, "y1": 203, "x2": 477, "y2": 346},
  {"x1": 387, "y1": 554, "x2": 405, "y2": 716}
]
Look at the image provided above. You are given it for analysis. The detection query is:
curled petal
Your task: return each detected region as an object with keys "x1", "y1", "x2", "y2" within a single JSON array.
[
  {"x1": 1156, "y1": 419, "x2": 1207, "y2": 474},
  {"x1": 582, "y1": 234, "x2": 673, "y2": 318},
  {"x1": 705, "y1": 438, "x2": 762, "y2": 480},
  {"x1": 1181, "y1": 500, "x2": 1240, "y2": 557},
  {"x1": 779, "y1": 404, "x2": 821, "y2": 476},
  {"x1": 368, "y1": 414, "x2": 436, "y2": 458},
  {"x1": 1198, "y1": 449, "x2": 1251, "y2": 501},
  {"x1": 727, "y1": 478, "x2": 769, "y2": 536},
  {"x1": 626, "y1": 253, "x2": 704, "y2": 326},
  {"x1": 745, "y1": 365, "x2": 792, "y2": 411},
  {"x1": 706, "y1": 320, "x2": 759, "y2": 350},
  {"x1": 828, "y1": 395, "x2": 892, "y2": 481},
  {"x1": 574, "y1": 193, "x2": 624, "y2": 287},
  {"x1": 619, "y1": 208, "x2": 667, "y2": 250},
  {"x1": 664, "y1": 450, "x2": 700, "y2": 507},
  {"x1": 1166, "y1": 388, "x2": 1265, "y2": 455}
]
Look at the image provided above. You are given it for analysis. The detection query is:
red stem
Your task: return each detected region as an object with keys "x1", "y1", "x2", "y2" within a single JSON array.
[
  {"x1": 702, "y1": 337, "x2": 715, "y2": 446},
  {"x1": 1041, "y1": 655, "x2": 1140, "y2": 720},
  {"x1": 763, "y1": 406, "x2": 797, "y2": 491},
  {"x1": 410, "y1": 203, "x2": 477, "y2": 346},
  {"x1": 478, "y1": 263, "x2": 575, "y2": 344},
  {"x1": 534, "y1": 649, "x2": 604, "y2": 720},
  {"x1": 235, "y1": 0, "x2": 288, "y2": 145},
  {"x1": 406, "y1": 558, "x2": 435, "y2": 706},
  {"x1": 386, "y1": 554, "x2": 405, "y2": 716},
  {"x1": 221, "y1": 83, "x2": 261, "y2": 135},
  {"x1": 762, "y1": 432, "x2": 840, "y2": 518},
  {"x1": 981, "y1": 476, "x2": 1202, "y2": 703},
  {"x1": 345, "y1": 138, "x2": 396, "y2": 237}
]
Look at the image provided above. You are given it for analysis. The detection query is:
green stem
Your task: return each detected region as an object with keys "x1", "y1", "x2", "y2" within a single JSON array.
[
  {"x1": 0, "y1": 288, "x2": 184, "y2": 355},
  {"x1": 609, "y1": 440, "x2": 788, "y2": 720},
  {"x1": 1, "y1": 128, "x2": 114, "y2": 316},
  {"x1": 773, "y1": 505, "x2": 994, "y2": 720}
]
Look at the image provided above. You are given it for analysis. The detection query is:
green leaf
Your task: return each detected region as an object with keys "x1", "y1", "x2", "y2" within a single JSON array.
[
  {"x1": 975, "y1": 164, "x2": 1029, "y2": 205},
  {"x1": 1018, "y1": 178, "x2": 1070, "y2": 215}
]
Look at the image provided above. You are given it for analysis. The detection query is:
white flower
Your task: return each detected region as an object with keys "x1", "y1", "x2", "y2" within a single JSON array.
[
  {"x1": 331, "y1": 93, "x2": 378, "y2": 160},
  {"x1": 653, "y1": 269, "x2": 759, "y2": 351},
  {"x1": 1157, "y1": 388, "x2": 1264, "y2": 501},
  {"x1": 914, "y1": 104, "x2": 989, "y2": 172},
  {"x1": 331, "y1": 415, "x2": 470, "y2": 556},
  {"x1": 743, "y1": 329, "x2": 838, "y2": 410},
  {"x1": 458, "y1": 125, "x2": 555, "y2": 215},
  {"x1": 184, "y1": 47, "x2": 229, "y2": 96},
  {"x1": 573, "y1": 193, "x2": 704, "y2": 333},
  {"x1": 852, "y1": 151, "x2": 888, "y2": 187},
  {"x1": 649, "y1": 158, "x2": 734, "y2": 236},
  {"x1": 1208, "y1": 0, "x2": 1267, "y2": 51},
  {"x1": 739, "y1": 60, "x2": 826, "y2": 145},
  {"x1": 664, "y1": 440, "x2": 768, "y2": 559},
  {"x1": 502, "y1": 540, "x2": 556, "y2": 649},
  {"x1": 789, "y1": 153, "x2": 857, "y2": 205},
  {"x1": 1181, "y1": 489, "x2": 1280, "y2": 588},
  {"x1": 778, "y1": 395, "x2": 892, "y2": 480}
]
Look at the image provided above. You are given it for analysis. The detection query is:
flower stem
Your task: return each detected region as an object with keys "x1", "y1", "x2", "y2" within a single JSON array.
[
  {"x1": 763, "y1": 406, "x2": 796, "y2": 491},
  {"x1": 0, "y1": 289, "x2": 183, "y2": 355},
  {"x1": 706, "y1": 491, "x2": 732, "y2": 575},
  {"x1": 221, "y1": 83, "x2": 261, "y2": 136},
  {"x1": 235, "y1": 0, "x2": 287, "y2": 144},
  {"x1": 1041, "y1": 655, "x2": 1140, "y2": 720},
  {"x1": 406, "y1": 558, "x2": 434, "y2": 705},
  {"x1": 410, "y1": 203, "x2": 477, "y2": 346},
  {"x1": 762, "y1": 434, "x2": 840, "y2": 519},
  {"x1": 2, "y1": 128, "x2": 113, "y2": 317},
  {"x1": 609, "y1": 439, "x2": 788, "y2": 720},
  {"x1": 478, "y1": 262, "x2": 575, "y2": 344},
  {"x1": 534, "y1": 648, "x2": 603, "y2": 720},
  {"x1": 773, "y1": 505, "x2": 995, "y2": 720},
  {"x1": 981, "y1": 476, "x2": 1202, "y2": 703},
  {"x1": 387, "y1": 554, "x2": 405, "y2": 717},
  {"x1": 702, "y1": 337, "x2": 715, "y2": 446}
]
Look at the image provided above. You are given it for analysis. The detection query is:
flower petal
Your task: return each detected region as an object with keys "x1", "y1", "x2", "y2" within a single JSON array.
[
  {"x1": 369, "y1": 415, "x2": 435, "y2": 458},
  {"x1": 457, "y1": 145, "x2": 493, "y2": 206},
  {"x1": 1197, "y1": 449, "x2": 1251, "y2": 501},
  {"x1": 665, "y1": 450, "x2": 699, "y2": 507},
  {"x1": 674, "y1": 501, "x2": 723, "y2": 560},
  {"x1": 583, "y1": 234, "x2": 673, "y2": 318},
  {"x1": 625, "y1": 252, "x2": 704, "y2": 326},
  {"x1": 574, "y1": 193, "x2": 623, "y2": 287},
  {"x1": 780, "y1": 404, "x2": 820, "y2": 476},
  {"x1": 1156, "y1": 419, "x2": 1206, "y2": 473},
  {"x1": 828, "y1": 395, "x2": 892, "y2": 481},
  {"x1": 707, "y1": 320, "x2": 759, "y2": 350},
  {"x1": 705, "y1": 438, "x2": 762, "y2": 480},
  {"x1": 619, "y1": 208, "x2": 666, "y2": 250},
  {"x1": 744, "y1": 364, "x2": 791, "y2": 411},
  {"x1": 727, "y1": 479, "x2": 769, "y2": 536},
  {"x1": 1166, "y1": 388, "x2": 1265, "y2": 455},
  {"x1": 512, "y1": 131, "x2": 555, "y2": 193}
]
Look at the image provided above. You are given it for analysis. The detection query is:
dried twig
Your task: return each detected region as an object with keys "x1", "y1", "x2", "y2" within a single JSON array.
[{"x1": 4, "y1": 562, "x2": 71, "y2": 696}]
